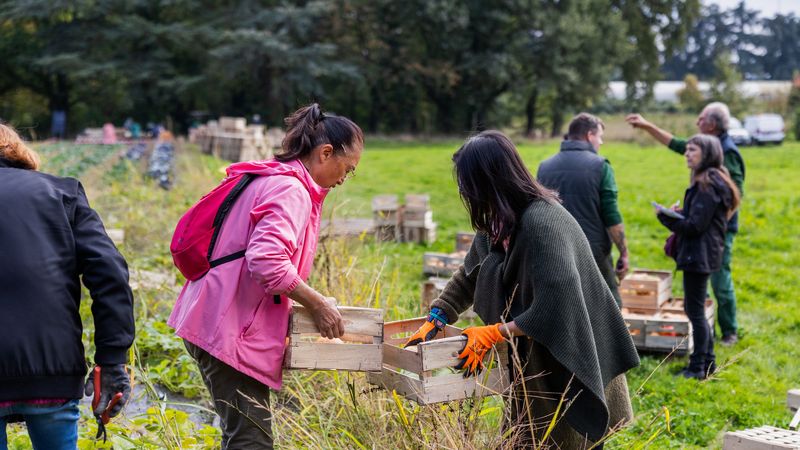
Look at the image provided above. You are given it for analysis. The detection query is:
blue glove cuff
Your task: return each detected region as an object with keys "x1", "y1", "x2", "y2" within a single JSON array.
[{"x1": 428, "y1": 307, "x2": 448, "y2": 328}]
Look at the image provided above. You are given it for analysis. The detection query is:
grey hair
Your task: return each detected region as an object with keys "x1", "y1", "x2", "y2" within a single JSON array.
[{"x1": 704, "y1": 102, "x2": 730, "y2": 133}]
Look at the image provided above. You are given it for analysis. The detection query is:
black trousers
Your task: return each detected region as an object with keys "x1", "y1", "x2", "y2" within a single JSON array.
[
  {"x1": 184, "y1": 340, "x2": 273, "y2": 449},
  {"x1": 683, "y1": 271, "x2": 715, "y2": 371}
]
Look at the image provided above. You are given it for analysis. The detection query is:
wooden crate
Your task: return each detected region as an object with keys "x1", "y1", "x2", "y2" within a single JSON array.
[
  {"x1": 723, "y1": 426, "x2": 800, "y2": 449},
  {"x1": 372, "y1": 195, "x2": 400, "y2": 226},
  {"x1": 622, "y1": 312, "x2": 647, "y2": 347},
  {"x1": 402, "y1": 223, "x2": 437, "y2": 244},
  {"x1": 423, "y1": 252, "x2": 465, "y2": 277},
  {"x1": 420, "y1": 277, "x2": 476, "y2": 319},
  {"x1": 319, "y1": 218, "x2": 375, "y2": 238},
  {"x1": 366, "y1": 318, "x2": 511, "y2": 405},
  {"x1": 621, "y1": 298, "x2": 713, "y2": 354},
  {"x1": 455, "y1": 232, "x2": 475, "y2": 253},
  {"x1": 789, "y1": 389, "x2": 800, "y2": 430},
  {"x1": 402, "y1": 210, "x2": 433, "y2": 228},
  {"x1": 219, "y1": 116, "x2": 247, "y2": 132},
  {"x1": 284, "y1": 306, "x2": 383, "y2": 372},
  {"x1": 375, "y1": 224, "x2": 399, "y2": 242},
  {"x1": 788, "y1": 390, "x2": 800, "y2": 412},
  {"x1": 620, "y1": 269, "x2": 673, "y2": 310}
]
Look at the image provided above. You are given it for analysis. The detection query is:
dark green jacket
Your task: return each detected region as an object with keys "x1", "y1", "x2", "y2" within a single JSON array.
[{"x1": 432, "y1": 199, "x2": 639, "y2": 441}]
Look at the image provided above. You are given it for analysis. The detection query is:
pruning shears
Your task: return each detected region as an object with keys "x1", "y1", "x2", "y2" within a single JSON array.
[{"x1": 92, "y1": 366, "x2": 123, "y2": 442}]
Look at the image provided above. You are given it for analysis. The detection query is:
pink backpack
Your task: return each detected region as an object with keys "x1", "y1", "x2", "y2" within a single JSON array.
[{"x1": 170, "y1": 173, "x2": 257, "y2": 281}]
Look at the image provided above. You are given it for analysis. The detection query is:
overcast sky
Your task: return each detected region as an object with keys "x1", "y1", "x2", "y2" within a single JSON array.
[{"x1": 709, "y1": 0, "x2": 800, "y2": 17}]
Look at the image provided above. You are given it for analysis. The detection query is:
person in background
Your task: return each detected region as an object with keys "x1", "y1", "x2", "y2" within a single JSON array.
[
  {"x1": 406, "y1": 131, "x2": 639, "y2": 449},
  {"x1": 0, "y1": 124, "x2": 134, "y2": 449},
  {"x1": 168, "y1": 104, "x2": 364, "y2": 449},
  {"x1": 538, "y1": 113, "x2": 629, "y2": 306},
  {"x1": 626, "y1": 103, "x2": 745, "y2": 346},
  {"x1": 655, "y1": 134, "x2": 740, "y2": 379}
]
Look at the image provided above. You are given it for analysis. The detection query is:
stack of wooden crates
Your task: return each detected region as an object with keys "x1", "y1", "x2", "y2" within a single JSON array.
[
  {"x1": 372, "y1": 194, "x2": 437, "y2": 244},
  {"x1": 192, "y1": 117, "x2": 283, "y2": 162},
  {"x1": 620, "y1": 269, "x2": 714, "y2": 355}
]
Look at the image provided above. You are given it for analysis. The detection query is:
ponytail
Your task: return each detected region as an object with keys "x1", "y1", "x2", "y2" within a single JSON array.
[
  {"x1": 276, "y1": 103, "x2": 363, "y2": 162},
  {"x1": 0, "y1": 124, "x2": 40, "y2": 170}
]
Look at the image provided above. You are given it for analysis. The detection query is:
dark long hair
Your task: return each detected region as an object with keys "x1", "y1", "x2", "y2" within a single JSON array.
[
  {"x1": 687, "y1": 134, "x2": 741, "y2": 215},
  {"x1": 276, "y1": 103, "x2": 363, "y2": 162},
  {"x1": 453, "y1": 130, "x2": 559, "y2": 245}
]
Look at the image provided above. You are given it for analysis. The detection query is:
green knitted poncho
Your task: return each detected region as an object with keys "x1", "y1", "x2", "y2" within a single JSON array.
[{"x1": 432, "y1": 199, "x2": 640, "y2": 441}]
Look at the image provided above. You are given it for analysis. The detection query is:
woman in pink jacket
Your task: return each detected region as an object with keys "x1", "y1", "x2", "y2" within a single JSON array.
[{"x1": 168, "y1": 104, "x2": 363, "y2": 448}]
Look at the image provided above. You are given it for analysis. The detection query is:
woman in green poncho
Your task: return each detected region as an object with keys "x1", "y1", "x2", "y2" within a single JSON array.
[{"x1": 405, "y1": 130, "x2": 640, "y2": 449}]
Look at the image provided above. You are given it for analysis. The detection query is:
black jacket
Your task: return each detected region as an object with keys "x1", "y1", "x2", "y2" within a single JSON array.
[
  {"x1": 658, "y1": 170, "x2": 735, "y2": 274},
  {"x1": 0, "y1": 158, "x2": 134, "y2": 401}
]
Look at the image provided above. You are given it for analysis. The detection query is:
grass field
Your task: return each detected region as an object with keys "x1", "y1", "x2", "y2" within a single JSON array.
[{"x1": 7, "y1": 136, "x2": 799, "y2": 449}]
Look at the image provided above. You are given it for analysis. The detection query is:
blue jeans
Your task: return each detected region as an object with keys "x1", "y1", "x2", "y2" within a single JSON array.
[{"x1": 0, "y1": 399, "x2": 80, "y2": 450}]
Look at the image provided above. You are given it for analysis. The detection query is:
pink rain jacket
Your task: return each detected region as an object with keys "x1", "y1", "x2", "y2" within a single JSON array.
[{"x1": 168, "y1": 158, "x2": 327, "y2": 390}]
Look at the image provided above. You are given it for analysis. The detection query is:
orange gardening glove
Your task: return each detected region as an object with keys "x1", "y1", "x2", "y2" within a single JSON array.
[
  {"x1": 455, "y1": 323, "x2": 505, "y2": 377},
  {"x1": 404, "y1": 308, "x2": 448, "y2": 347}
]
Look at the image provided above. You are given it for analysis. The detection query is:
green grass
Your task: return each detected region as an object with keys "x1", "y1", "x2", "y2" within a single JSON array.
[{"x1": 7, "y1": 137, "x2": 798, "y2": 449}]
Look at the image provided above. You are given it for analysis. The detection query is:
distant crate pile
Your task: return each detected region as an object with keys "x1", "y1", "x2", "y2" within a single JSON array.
[
  {"x1": 373, "y1": 194, "x2": 437, "y2": 244},
  {"x1": 620, "y1": 269, "x2": 714, "y2": 355},
  {"x1": 422, "y1": 231, "x2": 473, "y2": 277},
  {"x1": 320, "y1": 194, "x2": 438, "y2": 244},
  {"x1": 190, "y1": 116, "x2": 285, "y2": 162}
]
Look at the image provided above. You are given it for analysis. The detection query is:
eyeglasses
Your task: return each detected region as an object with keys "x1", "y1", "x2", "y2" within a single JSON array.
[{"x1": 344, "y1": 167, "x2": 356, "y2": 180}]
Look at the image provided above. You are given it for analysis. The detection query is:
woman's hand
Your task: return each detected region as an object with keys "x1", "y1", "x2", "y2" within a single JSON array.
[
  {"x1": 404, "y1": 308, "x2": 448, "y2": 347},
  {"x1": 287, "y1": 281, "x2": 345, "y2": 339},
  {"x1": 308, "y1": 296, "x2": 344, "y2": 339},
  {"x1": 456, "y1": 323, "x2": 506, "y2": 377}
]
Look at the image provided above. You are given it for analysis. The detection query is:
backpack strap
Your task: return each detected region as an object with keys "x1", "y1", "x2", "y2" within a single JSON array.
[{"x1": 207, "y1": 173, "x2": 257, "y2": 266}]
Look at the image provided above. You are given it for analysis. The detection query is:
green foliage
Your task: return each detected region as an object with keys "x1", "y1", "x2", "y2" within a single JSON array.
[
  {"x1": 708, "y1": 53, "x2": 747, "y2": 117},
  {"x1": 0, "y1": 1, "x2": 699, "y2": 136},
  {"x1": 677, "y1": 74, "x2": 705, "y2": 113}
]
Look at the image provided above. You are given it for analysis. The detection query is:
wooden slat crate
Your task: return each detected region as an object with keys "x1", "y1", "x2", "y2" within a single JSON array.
[
  {"x1": 319, "y1": 218, "x2": 375, "y2": 238},
  {"x1": 420, "y1": 277, "x2": 477, "y2": 319},
  {"x1": 423, "y1": 252, "x2": 465, "y2": 277},
  {"x1": 374, "y1": 224, "x2": 399, "y2": 242},
  {"x1": 789, "y1": 389, "x2": 800, "y2": 430},
  {"x1": 402, "y1": 194, "x2": 432, "y2": 227},
  {"x1": 723, "y1": 426, "x2": 800, "y2": 449},
  {"x1": 621, "y1": 298, "x2": 713, "y2": 354},
  {"x1": 284, "y1": 306, "x2": 383, "y2": 372},
  {"x1": 372, "y1": 195, "x2": 400, "y2": 226},
  {"x1": 620, "y1": 269, "x2": 673, "y2": 310},
  {"x1": 366, "y1": 318, "x2": 511, "y2": 405},
  {"x1": 219, "y1": 116, "x2": 247, "y2": 132},
  {"x1": 402, "y1": 223, "x2": 437, "y2": 244},
  {"x1": 455, "y1": 232, "x2": 475, "y2": 253}
]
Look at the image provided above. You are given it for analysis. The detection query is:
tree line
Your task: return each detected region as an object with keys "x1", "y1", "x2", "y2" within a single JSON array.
[{"x1": 0, "y1": 1, "x2": 796, "y2": 138}]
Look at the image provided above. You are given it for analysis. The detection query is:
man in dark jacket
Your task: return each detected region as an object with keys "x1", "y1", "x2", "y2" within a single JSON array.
[
  {"x1": 537, "y1": 113, "x2": 630, "y2": 307},
  {"x1": 0, "y1": 125, "x2": 134, "y2": 449},
  {"x1": 626, "y1": 103, "x2": 745, "y2": 346}
]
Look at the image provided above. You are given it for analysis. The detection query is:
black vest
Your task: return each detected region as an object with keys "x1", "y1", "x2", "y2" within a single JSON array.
[{"x1": 537, "y1": 140, "x2": 610, "y2": 255}]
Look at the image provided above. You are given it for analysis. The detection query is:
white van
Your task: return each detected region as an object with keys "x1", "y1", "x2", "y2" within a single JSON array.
[{"x1": 744, "y1": 114, "x2": 785, "y2": 145}]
